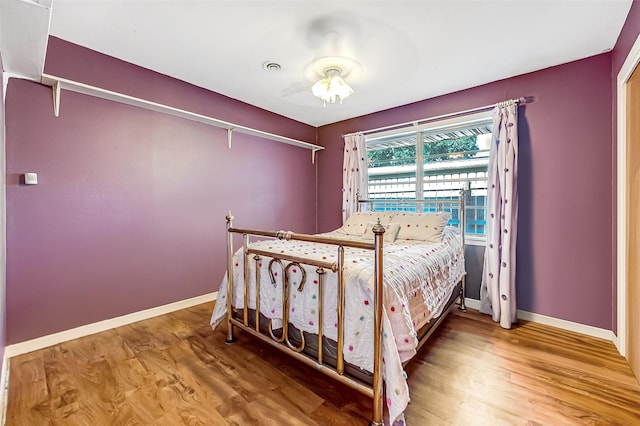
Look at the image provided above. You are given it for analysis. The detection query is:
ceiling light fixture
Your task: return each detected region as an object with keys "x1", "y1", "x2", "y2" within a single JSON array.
[{"x1": 311, "y1": 67, "x2": 353, "y2": 106}]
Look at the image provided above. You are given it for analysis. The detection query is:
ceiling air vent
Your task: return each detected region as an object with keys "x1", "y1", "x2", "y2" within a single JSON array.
[{"x1": 262, "y1": 62, "x2": 282, "y2": 71}]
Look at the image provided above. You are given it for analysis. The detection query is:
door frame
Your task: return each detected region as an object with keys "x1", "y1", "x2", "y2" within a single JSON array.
[{"x1": 617, "y1": 33, "x2": 640, "y2": 357}]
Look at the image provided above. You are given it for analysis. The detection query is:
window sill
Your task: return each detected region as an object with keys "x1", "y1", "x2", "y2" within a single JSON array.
[{"x1": 464, "y1": 235, "x2": 486, "y2": 247}]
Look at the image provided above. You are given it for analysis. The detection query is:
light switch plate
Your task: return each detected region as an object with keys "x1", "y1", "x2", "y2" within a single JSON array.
[{"x1": 24, "y1": 173, "x2": 38, "y2": 185}]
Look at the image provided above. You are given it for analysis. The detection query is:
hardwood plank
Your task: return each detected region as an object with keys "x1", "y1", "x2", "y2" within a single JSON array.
[
  {"x1": 7, "y1": 303, "x2": 640, "y2": 425},
  {"x1": 404, "y1": 311, "x2": 640, "y2": 425},
  {"x1": 5, "y1": 357, "x2": 49, "y2": 426},
  {"x1": 61, "y1": 328, "x2": 135, "y2": 367}
]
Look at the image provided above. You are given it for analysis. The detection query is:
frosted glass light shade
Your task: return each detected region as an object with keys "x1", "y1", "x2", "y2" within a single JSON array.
[{"x1": 312, "y1": 74, "x2": 353, "y2": 105}]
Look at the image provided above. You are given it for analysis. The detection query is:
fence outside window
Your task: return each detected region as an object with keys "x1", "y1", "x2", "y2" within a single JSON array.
[{"x1": 365, "y1": 118, "x2": 492, "y2": 237}]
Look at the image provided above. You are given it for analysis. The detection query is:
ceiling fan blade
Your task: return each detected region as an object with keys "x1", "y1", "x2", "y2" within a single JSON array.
[{"x1": 281, "y1": 81, "x2": 312, "y2": 97}]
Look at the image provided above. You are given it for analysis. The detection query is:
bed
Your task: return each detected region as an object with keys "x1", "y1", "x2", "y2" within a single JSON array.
[{"x1": 210, "y1": 194, "x2": 467, "y2": 425}]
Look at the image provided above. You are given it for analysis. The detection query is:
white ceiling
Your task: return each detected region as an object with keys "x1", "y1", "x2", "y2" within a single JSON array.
[{"x1": 7, "y1": 1, "x2": 636, "y2": 127}]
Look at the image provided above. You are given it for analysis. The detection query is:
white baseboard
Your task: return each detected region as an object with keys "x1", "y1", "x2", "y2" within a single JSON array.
[
  {"x1": 464, "y1": 297, "x2": 481, "y2": 311},
  {"x1": 516, "y1": 310, "x2": 616, "y2": 342},
  {"x1": 5, "y1": 292, "x2": 217, "y2": 358},
  {"x1": 463, "y1": 297, "x2": 615, "y2": 342}
]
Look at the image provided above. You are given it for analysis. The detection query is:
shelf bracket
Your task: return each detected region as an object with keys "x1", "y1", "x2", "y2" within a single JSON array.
[
  {"x1": 52, "y1": 80, "x2": 61, "y2": 117},
  {"x1": 39, "y1": 73, "x2": 325, "y2": 164}
]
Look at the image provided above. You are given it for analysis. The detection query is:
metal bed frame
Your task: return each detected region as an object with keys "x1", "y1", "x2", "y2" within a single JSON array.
[{"x1": 223, "y1": 190, "x2": 467, "y2": 425}]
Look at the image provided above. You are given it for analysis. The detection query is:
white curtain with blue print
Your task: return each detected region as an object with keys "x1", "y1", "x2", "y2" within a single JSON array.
[
  {"x1": 342, "y1": 133, "x2": 368, "y2": 224},
  {"x1": 480, "y1": 102, "x2": 518, "y2": 329}
]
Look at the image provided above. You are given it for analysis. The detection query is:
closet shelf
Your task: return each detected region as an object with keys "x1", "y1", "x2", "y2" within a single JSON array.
[{"x1": 40, "y1": 73, "x2": 324, "y2": 163}]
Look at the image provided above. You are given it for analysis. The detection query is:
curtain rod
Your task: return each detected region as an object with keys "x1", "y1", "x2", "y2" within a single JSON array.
[{"x1": 344, "y1": 97, "x2": 522, "y2": 138}]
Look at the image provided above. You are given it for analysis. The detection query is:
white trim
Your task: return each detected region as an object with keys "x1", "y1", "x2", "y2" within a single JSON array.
[
  {"x1": 5, "y1": 292, "x2": 217, "y2": 358},
  {"x1": 616, "y1": 33, "x2": 640, "y2": 357},
  {"x1": 464, "y1": 235, "x2": 486, "y2": 247},
  {"x1": 463, "y1": 298, "x2": 615, "y2": 342},
  {"x1": 0, "y1": 355, "x2": 8, "y2": 426},
  {"x1": 516, "y1": 310, "x2": 616, "y2": 342},
  {"x1": 366, "y1": 111, "x2": 493, "y2": 142},
  {"x1": 464, "y1": 298, "x2": 481, "y2": 310},
  {"x1": 365, "y1": 110, "x2": 495, "y2": 141}
]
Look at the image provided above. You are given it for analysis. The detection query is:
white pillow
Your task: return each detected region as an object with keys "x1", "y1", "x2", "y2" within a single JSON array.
[
  {"x1": 363, "y1": 222, "x2": 401, "y2": 243},
  {"x1": 392, "y1": 212, "x2": 451, "y2": 243},
  {"x1": 338, "y1": 212, "x2": 395, "y2": 236}
]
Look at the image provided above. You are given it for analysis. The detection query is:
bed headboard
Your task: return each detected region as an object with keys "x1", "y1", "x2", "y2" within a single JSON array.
[{"x1": 356, "y1": 188, "x2": 467, "y2": 245}]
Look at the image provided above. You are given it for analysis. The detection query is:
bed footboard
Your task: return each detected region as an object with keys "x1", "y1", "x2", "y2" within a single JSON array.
[
  {"x1": 221, "y1": 203, "x2": 466, "y2": 424},
  {"x1": 224, "y1": 213, "x2": 386, "y2": 425}
]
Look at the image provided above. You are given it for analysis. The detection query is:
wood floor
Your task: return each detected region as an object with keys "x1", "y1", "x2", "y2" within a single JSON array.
[{"x1": 6, "y1": 302, "x2": 640, "y2": 425}]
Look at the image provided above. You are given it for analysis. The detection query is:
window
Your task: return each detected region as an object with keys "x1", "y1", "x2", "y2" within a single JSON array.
[{"x1": 365, "y1": 112, "x2": 492, "y2": 241}]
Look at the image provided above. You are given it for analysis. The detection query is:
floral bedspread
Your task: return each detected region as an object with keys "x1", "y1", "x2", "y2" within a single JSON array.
[{"x1": 210, "y1": 227, "x2": 465, "y2": 423}]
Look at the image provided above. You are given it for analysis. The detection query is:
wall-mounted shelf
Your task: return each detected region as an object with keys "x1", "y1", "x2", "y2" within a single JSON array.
[{"x1": 40, "y1": 73, "x2": 324, "y2": 163}]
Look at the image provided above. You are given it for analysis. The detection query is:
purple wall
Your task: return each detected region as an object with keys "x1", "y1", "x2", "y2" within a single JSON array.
[
  {"x1": 7, "y1": 20, "x2": 639, "y2": 344},
  {"x1": 4, "y1": 38, "x2": 318, "y2": 344},
  {"x1": 317, "y1": 54, "x2": 614, "y2": 330},
  {"x1": 611, "y1": 0, "x2": 640, "y2": 334},
  {"x1": 1, "y1": 50, "x2": 6, "y2": 362}
]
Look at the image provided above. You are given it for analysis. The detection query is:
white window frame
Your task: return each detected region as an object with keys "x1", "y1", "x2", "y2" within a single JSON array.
[{"x1": 365, "y1": 111, "x2": 493, "y2": 243}]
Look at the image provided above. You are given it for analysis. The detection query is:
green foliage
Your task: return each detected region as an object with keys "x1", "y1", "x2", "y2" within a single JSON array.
[
  {"x1": 367, "y1": 145, "x2": 416, "y2": 167},
  {"x1": 368, "y1": 135, "x2": 480, "y2": 167},
  {"x1": 423, "y1": 136, "x2": 479, "y2": 161}
]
